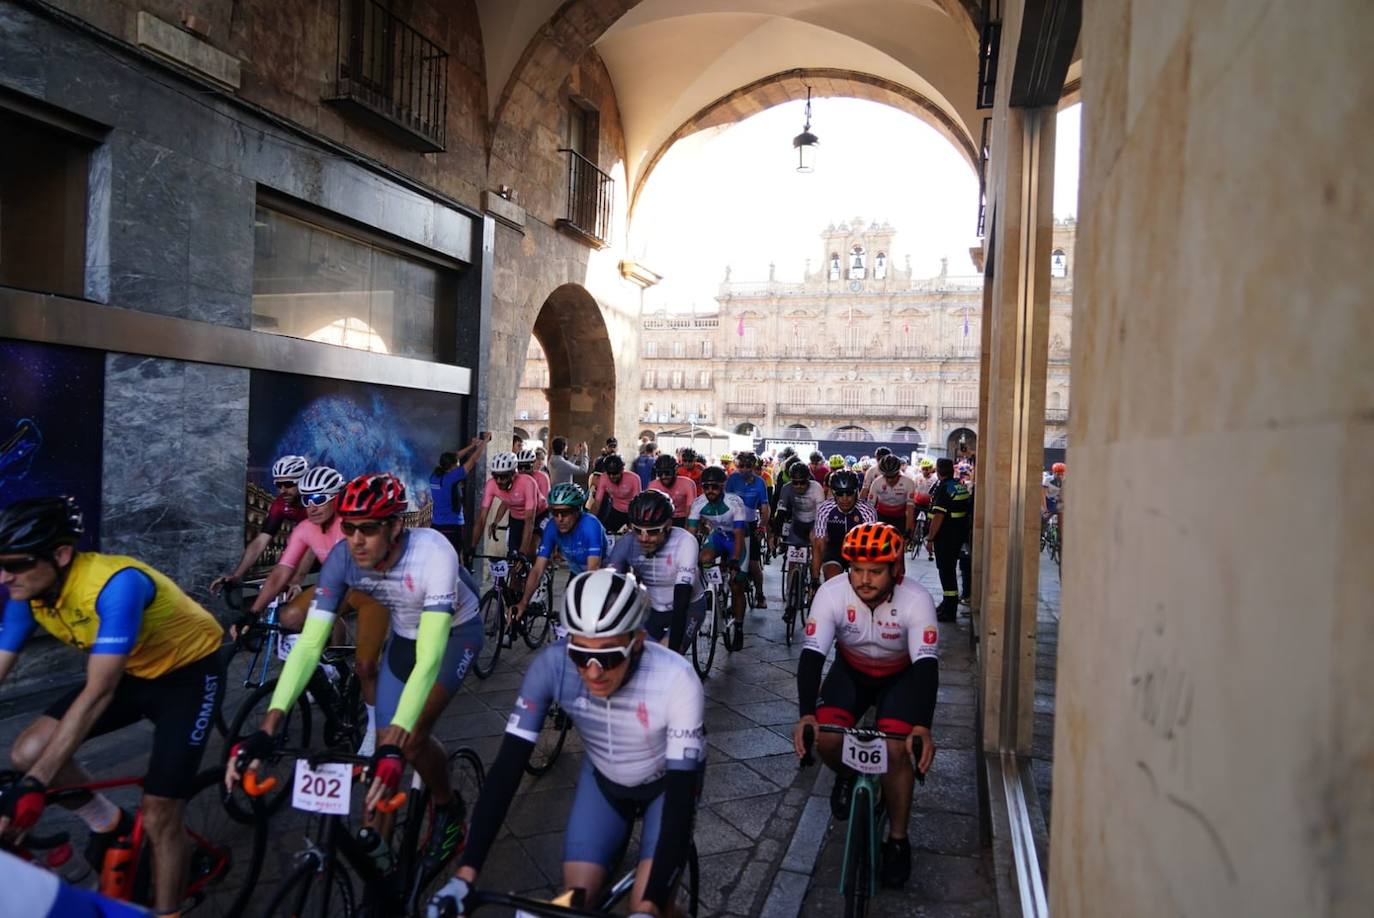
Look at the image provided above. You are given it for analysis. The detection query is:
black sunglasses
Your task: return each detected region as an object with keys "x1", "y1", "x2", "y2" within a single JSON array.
[
  {"x1": 567, "y1": 643, "x2": 633, "y2": 671},
  {"x1": 0, "y1": 555, "x2": 42, "y2": 574},
  {"x1": 275, "y1": 480, "x2": 298, "y2": 490},
  {"x1": 340, "y1": 520, "x2": 386, "y2": 537}
]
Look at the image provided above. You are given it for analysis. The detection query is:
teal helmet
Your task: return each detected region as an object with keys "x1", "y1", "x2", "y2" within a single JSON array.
[{"x1": 547, "y1": 482, "x2": 587, "y2": 509}]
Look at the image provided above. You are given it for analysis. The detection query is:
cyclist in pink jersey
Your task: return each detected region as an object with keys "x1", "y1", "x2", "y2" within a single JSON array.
[
  {"x1": 470, "y1": 452, "x2": 541, "y2": 557},
  {"x1": 516, "y1": 449, "x2": 551, "y2": 539},
  {"x1": 588, "y1": 454, "x2": 641, "y2": 533},
  {"x1": 648, "y1": 455, "x2": 698, "y2": 528}
]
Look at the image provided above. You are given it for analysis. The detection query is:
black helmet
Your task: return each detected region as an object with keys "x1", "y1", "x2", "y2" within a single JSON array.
[
  {"x1": 779, "y1": 447, "x2": 796, "y2": 460},
  {"x1": 829, "y1": 469, "x2": 861, "y2": 494},
  {"x1": 653, "y1": 454, "x2": 678, "y2": 476},
  {"x1": 879, "y1": 455, "x2": 902, "y2": 476},
  {"x1": 809, "y1": 451, "x2": 824, "y2": 464},
  {"x1": 700, "y1": 465, "x2": 727, "y2": 486},
  {"x1": 629, "y1": 490, "x2": 674, "y2": 528},
  {"x1": 789, "y1": 463, "x2": 812, "y2": 483},
  {"x1": 681, "y1": 448, "x2": 697, "y2": 464},
  {"x1": 0, "y1": 496, "x2": 84, "y2": 555},
  {"x1": 603, "y1": 454, "x2": 626, "y2": 475},
  {"x1": 736, "y1": 451, "x2": 757, "y2": 468},
  {"x1": 875, "y1": 447, "x2": 892, "y2": 459}
]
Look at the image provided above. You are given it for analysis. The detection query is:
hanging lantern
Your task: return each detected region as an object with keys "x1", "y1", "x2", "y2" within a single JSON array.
[{"x1": 792, "y1": 85, "x2": 818, "y2": 173}]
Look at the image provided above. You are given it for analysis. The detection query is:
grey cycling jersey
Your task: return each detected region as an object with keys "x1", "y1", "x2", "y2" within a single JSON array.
[
  {"x1": 606, "y1": 525, "x2": 704, "y2": 609},
  {"x1": 778, "y1": 480, "x2": 826, "y2": 524},
  {"x1": 506, "y1": 640, "x2": 706, "y2": 786}
]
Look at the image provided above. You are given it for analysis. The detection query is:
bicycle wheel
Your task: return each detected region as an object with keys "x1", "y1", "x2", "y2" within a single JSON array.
[
  {"x1": 522, "y1": 576, "x2": 554, "y2": 649},
  {"x1": 525, "y1": 704, "x2": 571, "y2": 776},
  {"x1": 222, "y1": 679, "x2": 312, "y2": 823},
  {"x1": 178, "y1": 766, "x2": 269, "y2": 917},
  {"x1": 401, "y1": 747, "x2": 487, "y2": 912},
  {"x1": 263, "y1": 852, "x2": 357, "y2": 918},
  {"x1": 692, "y1": 591, "x2": 719, "y2": 679},
  {"x1": 473, "y1": 589, "x2": 505, "y2": 678},
  {"x1": 843, "y1": 785, "x2": 873, "y2": 918}
]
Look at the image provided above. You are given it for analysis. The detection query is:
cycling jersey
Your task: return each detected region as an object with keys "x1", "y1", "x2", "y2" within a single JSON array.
[
  {"x1": 1042, "y1": 477, "x2": 1063, "y2": 513},
  {"x1": 594, "y1": 472, "x2": 642, "y2": 513},
  {"x1": 648, "y1": 477, "x2": 698, "y2": 519},
  {"x1": 536, "y1": 512, "x2": 608, "y2": 573},
  {"x1": 607, "y1": 526, "x2": 703, "y2": 610},
  {"x1": 686, "y1": 493, "x2": 749, "y2": 537},
  {"x1": 277, "y1": 515, "x2": 344, "y2": 570},
  {"x1": 532, "y1": 468, "x2": 551, "y2": 501},
  {"x1": 803, "y1": 576, "x2": 939, "y2": 677},
  {"x1": 915, "y1": 472, "x2": 939, "y2": 496},
  {"x1": 506, "y1": 641, "x2": 706, "y2": 786},
  {"x1": 1, "y1": 553, "x2": 222, "y2": 679},
  {"x1": 777, "y1": 480, "x2": 825, "y2": 524},
  {"x1": 812, "y1": 498, "x2": 878, "y2": 549},
  {"x1": 809, "y1": 462, "x2": 831, "y2": 490},
  {"x1": 481, "y1": 474, "x2": 541, "y2": 520},
  {"x1": 869, "y1": 475, "x2": 918, "y2": 518},
  {"x1": 724, "y1": 472, "x2": 769, "y2": 523},
  {"x1": 260, "y1": 494, "x2": 307, "y2": 537},
  {"x1": 430, "y1": 466, "x2": 467, "y2": 527},
  {"x1": 632, "y1": 454, "x2": 657, "y2": 488}
]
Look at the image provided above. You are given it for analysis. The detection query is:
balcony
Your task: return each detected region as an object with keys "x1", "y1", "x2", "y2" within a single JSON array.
[
  {"x1": 556, "y1": 149, "x2": 613, "y2": 249},
  {"x1": 776, "y1": 403, "x2": 930, "y2": 420},
  {"x1": 641, "y1": 413, "x2": 713, "y2": 425},
  {"x1": 725, "y1": 402, "x2": 767, "y2": 416},
  {"x1": 941, "y1": 406, "x2": 979, "y2": 422},
  {"x1": 326, "y1": 0, "x2": 448, "y2": 152},
  {"x1": 515, "y1": 408, "x2": 550, "y2": 421},
  {"x1": 1045, "y1": 408, "x2": 1069, "y2": 425}
]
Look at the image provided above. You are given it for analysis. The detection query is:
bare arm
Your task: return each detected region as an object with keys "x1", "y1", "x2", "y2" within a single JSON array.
[
  {"x1": 249, "y1": 562, "x2": 299, "y2": 616},
  {"x1": 211, "y1": 532, "x2": 272, "y2": 593},
  {"x1": 25, "y1": 653, "x2": 125, "y2": 786}
]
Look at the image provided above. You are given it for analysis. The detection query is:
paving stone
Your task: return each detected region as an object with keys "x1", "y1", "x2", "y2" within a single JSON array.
[
  {"x1": 705, "y1": 677, "x2": 784, "y2": 706},
  {"x1": 700, "y1": 761, "x2": 783, "y2": 803},
  {"x1": 704, "y1": 706, "x2": 757, "y2": 734},
  {"x1": 693, "y1": 806, "x2": 755, "y2": 856},
  {"x1": 711, "y1": 790, "x2": 783, "y2": 840},
  {"x1": 708, "y1": 727, "x2": 796, "y2": 760},
  {"x1": 746, "y1": 751, "x2": 808, "y2": 789},
  {"x1": 909, "y1": 808, "x2": 982, "y2": 857},
  {"x1": 735, "y1": 698, "x2": 800, "y2": 726}
]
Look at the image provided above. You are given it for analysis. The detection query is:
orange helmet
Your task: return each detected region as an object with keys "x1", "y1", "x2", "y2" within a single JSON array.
[
  {"x1": 1051, "y1": 462, "x2": 1066, "y2": 475},
  {"x1": 841, "y1": 523, "x2": 904, "y2": 564}
]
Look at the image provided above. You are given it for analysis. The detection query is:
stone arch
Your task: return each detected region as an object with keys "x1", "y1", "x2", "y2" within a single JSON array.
[
  {"x1": 734, "y1": 421, "x2": 759, "y2": 437},
  {"x1": 831, "y1": 425, "x2": 875, "y2": 442},
  {"x1": 630, "y1": 68, "x2": 978, "y2": 215},
  {"x1": 513, "y1": 425, "x2": 531, "y2": 442},
  {"x1": 639, "y1": 428, "x2": 657, "y2": 441},
  {"x1": 946, "y1": 426, "x2": 977, "y2": 459},
  {"x1": 784, "y1": 423, "x2": 813, "y2": 439},
  {"x1": 893, "y1": 425, "x2": 922, "y2": 445},
  {"x1": 532, "y1": 283, "x2": 617, "y2": 449}
]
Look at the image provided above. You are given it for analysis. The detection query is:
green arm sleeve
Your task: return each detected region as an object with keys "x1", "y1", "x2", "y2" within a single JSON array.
[
  {"x1": 391, "y1": 611, "x2": 452, "y2": 733},
  {"x1": 268, "y1": 612, "x2": 333, "y2": 715}
]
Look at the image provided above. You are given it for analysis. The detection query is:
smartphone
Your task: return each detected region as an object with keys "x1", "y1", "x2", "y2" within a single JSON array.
[{"x1": 480, "y1": 431, "x2": 492, "y2": 441}]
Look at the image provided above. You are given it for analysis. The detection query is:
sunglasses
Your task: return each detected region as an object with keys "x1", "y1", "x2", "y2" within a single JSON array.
[
  {"x1": 275, "y1": 480, "x2": 298, "y2": 490},
  {"x1": 833, "y1": 490, "x2": 857, "y2": 497},
  {"x1": 340, "y1": 520, "x2": 386, "y2": 537},
  {"x1": 632, "y1": 525, "x2": 668, "y2": 538},
  {"x1": 567, "y1": 643, "x2": 633, "y2": 671},
  {"x1": 550, "y1": 508, "x2": 578, "y2": 518},
  {"x1": 0, "y1": 555, "x2": 41, "y2": 574},
  {"x1": 301, "y1": 493, "x2": 335, "y2": 507}
]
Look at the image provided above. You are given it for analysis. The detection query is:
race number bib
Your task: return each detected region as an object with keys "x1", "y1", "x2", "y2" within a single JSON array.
[
  {"x1": 704, "y1": 566, "x2": 723, "y2": 585},
  {"x1": 489, "y1": 560, "x2": 508, "y2": 579},
  {"x1": 786, "y1": 546, "x2": 807, "y2": 564},
  {"x1": 841, "y1": 734, "x2": 889, "y2": 775},
  {"x1": 291, "y1": 760, "x2": 351, "y2": 815},
  {"x1": 275, "y1": 631, "x2": 298, "y2": 661}
]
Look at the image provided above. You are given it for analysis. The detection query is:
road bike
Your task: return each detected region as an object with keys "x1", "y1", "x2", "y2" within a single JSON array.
[
  {"x1": 471, "y1": 553, "x2": 526, "y2": 678},
  {"x1": 0, "y1": 766, "x2": 266, "y2": 916},
  {"x1": 1041, "y1": 512, "x2": 1061, "y2": 567},
  {"x1": 519, "y1": 562, "x2": 557, "y2": 649},
  {"x1": 800, "y1": 724, "x2": 924, "y2": 918},
  {"x1": 693, "y1": 560, "x2": 730, "y2": 677},
  {"x1": 910, "y1": 510, "x2": 933, "y2": 560},
  {"x1": 780, "y1": 542, "x2": 812, "y2": 646},
  {"x1": 245, "y1": 745, "x2": 483, "y2": 917}
]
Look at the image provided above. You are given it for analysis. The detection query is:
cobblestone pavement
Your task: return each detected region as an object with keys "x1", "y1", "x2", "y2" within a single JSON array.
[{"x1": 0, "y1": 550, "x2": 1000, "y2": 916}]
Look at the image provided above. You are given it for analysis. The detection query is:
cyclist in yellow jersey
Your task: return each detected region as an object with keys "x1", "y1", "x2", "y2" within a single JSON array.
[{"x1": 0, "y1": 497, "x2": 225, "y2": 917}]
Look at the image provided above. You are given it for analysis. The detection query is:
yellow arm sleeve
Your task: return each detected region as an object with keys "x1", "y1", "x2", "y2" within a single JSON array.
[
  {"x1": 390, "y1": 611, "x2": 452, "y2": 733},
  {"x1": 268, "y1": 611, "x2": 334, "y2": 715}
]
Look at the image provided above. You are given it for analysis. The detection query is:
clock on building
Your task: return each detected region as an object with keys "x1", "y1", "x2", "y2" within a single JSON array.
[{"x1": 848, "y1": 279, "x2": 863, "y2": 292}]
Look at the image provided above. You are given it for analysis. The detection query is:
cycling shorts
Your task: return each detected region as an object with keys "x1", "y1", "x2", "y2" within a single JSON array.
[
  {"x1": 816, "y1": 656, "x2": 922, "y2": 736},
  {"x1": 43, "y1": 650, "x2": 224, "y2": 799},
  {"x1": 747, "y1": 527, "x2": 762, "y2": 563},
  {"x1": 819, "y1": 543, "x2": 849, "y2": 570},
  {"x1": 876, "y1": 510, "x2": 908, "y2": 534},
  {"x1": 376, "y1": 616, "x2": 483, "y2": 731},
  {"x1": 283, "y1": 586, "x2": 390, "y2": 657},
  {"x1": 645, "y1": 596, "x2": 707, "y2": 652},
  {"x1": 564, "y1": 759, "x2": 665, "y2": 869},
  {"x1": 507, "y1": 518, "x2": 527, "y2": 555},
  {"x1": 604, "y1": 507, "x2": 630, "y2": 535}
]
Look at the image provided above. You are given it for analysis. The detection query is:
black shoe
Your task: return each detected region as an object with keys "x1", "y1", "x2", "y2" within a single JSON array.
[
  {"x1": 730, "y1": 623, "x2": 744, "y2": 652},
  {"x1": 880, "y1": 837, "x2": 912, "y2": 888},
  {"x1": 84, "y1": 809, "x2": 134, "y2": 872},
  {"x1": 422, "y1": 797, "x2": 468, "y2": 871},
  {"x1": 830, "y1": 768, "x2": 856, "y2": 821}
]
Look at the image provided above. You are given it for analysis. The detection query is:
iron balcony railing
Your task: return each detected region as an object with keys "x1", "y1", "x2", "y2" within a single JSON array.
[
  {"x1": 1045, "y1": 408, "x2": 1069, "y2": 424},
  {"x1": 942, "y1": 406, "x2": 980, "y2": 422},
  {"x1": 725, "y1": 402, "x2": 767, "y2": 416},
  {"x1": 775, "y1": 403, "x2": 930, "y2": 420},
  {"x1": 557, "y1": 149, "x2": 614, "y2": 249},
  {"x1": 328, "y1": 0, "x2": 448, "y2": 152}
]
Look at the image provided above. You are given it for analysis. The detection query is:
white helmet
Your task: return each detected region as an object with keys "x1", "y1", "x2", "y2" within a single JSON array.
[
  {"x1": 561, "y1": 570, "x2": 648, "y2": 638},
  {"x1": 516, "y1": 449, "x2": 538, "y2": 466},
  {"x1": 489, "y1": 452, "x2": 518, "y2": 474},
  {"x1": 272, "y1": 455, "x2": 309, "y2": 481},
  {"x1": 299, "y1": 466, "x2": 345, "y2": 496}
]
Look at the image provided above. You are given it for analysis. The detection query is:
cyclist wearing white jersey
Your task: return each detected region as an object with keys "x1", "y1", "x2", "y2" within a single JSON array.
[
  {"x1": 430, "y1": 570, "x2": 705, "y2": 918},
  {"x1": 686, "y1": 465, "x2": 749, "y2": 649},
  {"x1": 607, "y1": 491, "x2": 705, "y2": 654}
]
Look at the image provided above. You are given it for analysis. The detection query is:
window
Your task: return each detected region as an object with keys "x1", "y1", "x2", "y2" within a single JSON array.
[
  {"x1": 897, "y1": 388, "x2": 919, "y2": 410},
  {"x1": 672, "y1": 340, "x2": 685, "y2": 358},
  {"x1": 252, "y1": 203, "x2": 457, "y2": 361},
  {"x1": 739, "y1": 324, "x2": 759, "y2": 357},
  {"x1": 1050, "y1": 249, "x2": 1068, "y2": 278},
  {"x1": 874, "y1": 252, "x2": 887, "y2": 280},
  {"x1": 849, "y1": 245, "x2": 866, "y2": 279},
  {"x1": 670, "y1": 370, "x2": 684, "y2": 389},
  {"x1": 829, "y1": 253, "x2": 841, "y2": 280},
  {"x1": 645, "y1": 340, "x2": 658, "y2": 358},
  {"x1": 785, "y1": 385, "x2": 807, "y2": 409},
  {"x1": 700, "y1": 339, "x2": 713, "y2": 357},
  {"x1": 643, "y1": 369, "x2": 656, "y2": 388},
  {"x1": 791, "y1": 322, "x2": 805, "y2": 355},
  {"x1": 843, "y1": 322, "x2": 862, "y2": 355},
  {"x1": 841, "y1": 386, "x2": 863, "y2": 412},
  {"x1": 0, "y1": 109, "x2": 94, "y2": 298},
  {"x1": 698, "y1": 369, "x2": 711, "y2": 388}
]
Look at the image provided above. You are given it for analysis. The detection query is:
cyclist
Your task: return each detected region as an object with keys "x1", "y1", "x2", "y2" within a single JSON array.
[
  {"x1": 209, "y1": 454, "x2": 309, "y2": 594},
  {"x1": 725, "y1": 452, "x2": 771, "y2": 608},
  {"x1": 678, "y1": 448, "x2": 703, "y2": 493},
  {"x1": 517, "y1": 448, "x2": 551, "y2": 540},
  {"x1": 718, "y1": 451, "x2": 734, "y2": 474},
  {"x1": 591, "y1": 437, "x2": 620, "y2": 475},
  {"x1": 589, "y1": 453, "x2": 641, "y2": 534},
  {"x1": 810, "y1": 469, "x2": 877, "y2": 583},
  {"x1": 647, "y1": 455, "x2": 697, "y2": 529},
  {"x1": 915, "y1": 457, "x2": 939, "y2": 495},
  {"x1": 608, "y1": 491, "x2": 704, "y2": 653},
  {"x1": 632, "y1": 441, "x2": 658, "y2": 488},
  {"x1": 687, "y1": 465, "x2": 749, "y2": 648},
  {"x1": 924, "y1": 459, "x2": 973, "y2": 622},
  {"x1": 869, "y1": 454, "x2": 917, "y2": 539},
  {"x1": 548, "y1": 437, "x2": 589, "y2": 487},
  {"x1": 510, "y1": 483, "x2": 607, "y2": 624},
  {"x1": 858, "y1": 447, "x2": 893, "y2": 500},
  {"x1": 776, "y1": 463, "x2": 825, "y2": 553},
  {"x1": 429, "y1": 570, "x2": 705, "y2": 918},
  {"x1": 1042, "y1": 462, "x2": 1064, "y2": 535},
  {"x1": 430, "y1": 435, "x2": 491, "y2": 554},
  {"x1": 791, "y1": 523, "x2": 939, "y2": 889},
  {"x1": 0, "y1": 497, "x2": 225, "y2": 914},
  {"x1": 470, "y1": 452, "x2": 540, "y2": 559},
  {"x1": 808, "y1": 451, "x2": 831, "y2": 494},
  {"x1": 228, "y1": 474, "x2": 483, "y2": 877}
]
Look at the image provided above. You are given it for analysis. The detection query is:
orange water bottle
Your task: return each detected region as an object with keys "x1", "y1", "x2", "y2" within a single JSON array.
[{"x1": 99, "y1": 835, "x2": 135, "y2": 899}]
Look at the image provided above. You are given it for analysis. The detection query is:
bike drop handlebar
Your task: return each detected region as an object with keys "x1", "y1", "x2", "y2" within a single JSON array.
[
  {"x1": 240, "y1": 749, "x2": 407, "y2": 813},
  {"x1": 799, "y1": 724, "x2": 925, "y2": 782},
  {"x1": 436, "y1": 889, "x2": 611, "y2": 918}
]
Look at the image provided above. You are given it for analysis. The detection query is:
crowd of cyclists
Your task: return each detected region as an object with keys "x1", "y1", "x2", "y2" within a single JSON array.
[{"x1": 0, "y1": 429, "x2": 1065, "y2": 916}]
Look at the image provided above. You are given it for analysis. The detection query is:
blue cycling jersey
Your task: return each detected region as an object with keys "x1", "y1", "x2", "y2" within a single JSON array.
[
  {"x1": 724, "y1": 472, "x2": 769, "y2": 522},
  {"x1": 536, "y1": 512, "x2": 608, "y2": 573}
]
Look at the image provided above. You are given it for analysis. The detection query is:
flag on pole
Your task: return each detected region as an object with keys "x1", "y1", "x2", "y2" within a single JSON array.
[
  {"x1": 962, "y1": 303, "x2": 970, "y2": 337},
  {"x1": 737, "y1": 314, "x2": 745, "y2": 337}
]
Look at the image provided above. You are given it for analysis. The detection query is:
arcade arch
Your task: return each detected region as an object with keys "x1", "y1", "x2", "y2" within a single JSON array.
[
  {"x1": 529, "y1": 284, "x2": 617, "y2": 449},
  {"x1": 945, "y1": 426, "x2": 976, "y2": 459}
]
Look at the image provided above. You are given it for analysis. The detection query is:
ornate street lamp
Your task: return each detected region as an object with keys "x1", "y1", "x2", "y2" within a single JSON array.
[{"x1": 792, "y1": 85, "x2": 818, "y2": 173}]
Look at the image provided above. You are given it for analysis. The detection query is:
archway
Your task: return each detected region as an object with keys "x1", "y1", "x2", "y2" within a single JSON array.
[
  {"x1": 784, "y1": 423, "x2": 812, "y2": 439},
  {"x1": 945, "y1": 426, "x2": 976, "y2": 460},
  {"x1": 893, "y1": 425, "x2": 922, "y2": 445},
  {"x1": 831, "y1": 425, "x2": 875, "y2": 442},
  {"x1": 734, "y1": 421, "x2": 759, "y2": 437},
  {"x1": 531, "y1": 284, "x2": 617, "y2": 450}
]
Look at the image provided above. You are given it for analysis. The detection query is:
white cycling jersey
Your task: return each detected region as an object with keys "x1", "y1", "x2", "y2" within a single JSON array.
[
  {"x1": 606, "y1": 526, "x2": 704, "y2": 610},
  {"x1": 506, "y1": 640, "x2": 706, "y2": 786},
  {"x1": 803, "y1": 575, "x2": 939, "y2": 677},
  {"x1": 868, "y1": 475, "x2": 918, "y2": 517}
]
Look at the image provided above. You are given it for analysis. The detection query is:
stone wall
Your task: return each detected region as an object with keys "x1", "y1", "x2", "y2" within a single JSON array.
[{"x1": 1052, "y1": 1, "x2": 1374, "y2": 914}]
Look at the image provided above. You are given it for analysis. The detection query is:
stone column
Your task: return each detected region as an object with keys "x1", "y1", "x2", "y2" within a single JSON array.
[{"x1": 976, "y1": 104, "x2": 1056, "y2": 757}]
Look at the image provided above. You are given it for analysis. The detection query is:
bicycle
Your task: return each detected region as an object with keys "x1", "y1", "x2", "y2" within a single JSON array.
[
  {"x1": 780, "y1": 542, "x2": 812, "y2": 646},
  {"x1": 471, "y1": 553, "x2": 525, "y2": 678},
  {"x1": 910, "y1": 511, "x2": 932, "y2": 560},
  {"x1": 524, "y1": 701, "x2": 571, "y2": 777},
  {"x1": 1042, "y1": 513, "x2": 1061, "y2": 566},
  {"x1": 799, "y1": 724, "x2": 924, "y2": 918},
  {"x1": 518, "y1": 562, "x2": 557, "y2": 649},
  {"x1": 693, "y1": 560, "x2": 729, "y2": 677},
  {"x1": 244, "y1": 745, "x2": 484, "y2": 917},
  {"x1": 0, "y1": 766, "x2": 266, "y2": 916}
]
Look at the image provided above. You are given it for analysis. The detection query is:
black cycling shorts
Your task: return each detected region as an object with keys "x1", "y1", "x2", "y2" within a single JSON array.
[
  {"x1": 44, "y1": 650, "x2": 225, "y2": 798},
  {"x1": 604, "y1": 506, "x2": 630, "y2": 534},
  {"x1": 816, "y1": 655, "x2": 921, "y2": 735},
  {"x1": 747, "y1": 526, "x2": 762, "y2": 562},
  {"x1": 875, "y1": 510, "x2": 908, "y2": 534}
]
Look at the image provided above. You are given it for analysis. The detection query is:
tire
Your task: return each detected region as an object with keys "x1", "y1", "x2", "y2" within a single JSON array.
[
  {"x1": 692, "y1": 591, "x2": 719, "y2": 679},
  {"x1": 400, "y1": 747, "x2": 487, "y2": 912},
  {"x1": 473, "y1": 589, "x2": 505, "y2": 678},
  {"x1": 175, "y1": 766, "x2": 269, "y2": 917},
  {"x1": 222, "y1": 679, "x2": 312, "y2": 824},
  {"x1": 784, "y1": 566, "x2": 805, "y2": 647},
  {"x1": 525, "y1": 704, "x2": 571, "y2": 776},
  {"x1": 522, "y1": 576, "x2": 554, "y2": 648},
  {"x1": 263, "y1": 853, "x2": 356, "y2": 918},
  {"x1": 844, "y1": 785, "x2": 873, "y2": 918}
]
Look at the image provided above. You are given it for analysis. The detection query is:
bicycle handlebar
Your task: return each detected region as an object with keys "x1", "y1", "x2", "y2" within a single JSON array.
[
  {"x1": 799, "y1": 724, "x2": 925, "y2": 781},
  {"x1": 240, "y1": 749, "x2": 407, "y2": 810},
  {"x1": 446, "y1": 890, "x2": 610, "y2": 917}
]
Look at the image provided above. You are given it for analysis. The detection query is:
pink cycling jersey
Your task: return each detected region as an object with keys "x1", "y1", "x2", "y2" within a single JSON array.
[
  {"x1": 278, "y1": 515, "x2": 345, "y2": 570},
  {"x1": 595, "y1": 472, "x2": 642, "y2": 512},
  {"x1": 531, "y1": 469, "x2": 551, "y2": 500},
  {"x1": 481, "y1": 474, "x2": 541, "y2": 519},
  {"x1": 649, "y1": 477, "x2": 699, "y2": 519}
]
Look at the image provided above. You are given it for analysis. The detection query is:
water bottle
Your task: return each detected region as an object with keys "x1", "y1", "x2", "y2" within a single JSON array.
[
  {"x1": 356, "y1": 827, "x2": 393, "y2": 874},
  {"x1": 99, "y1": 835, "x2": 135, "y2": 898}
]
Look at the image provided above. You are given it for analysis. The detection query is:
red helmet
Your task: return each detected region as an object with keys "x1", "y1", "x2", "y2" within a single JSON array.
[
  {"x1": 1051, "y1": 462, "x2": 1066, "y2": 475},
  {"x1": 842, "y1": 523, "x2": 904, "y2": 564},
  {"x1": 338, "y1": 473, "x2": 408, "y2": 519}
]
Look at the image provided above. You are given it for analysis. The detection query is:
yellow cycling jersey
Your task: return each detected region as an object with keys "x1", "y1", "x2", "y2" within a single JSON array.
[{"x1": 28, "y1": 552, "x2": 223, "y2": 679}]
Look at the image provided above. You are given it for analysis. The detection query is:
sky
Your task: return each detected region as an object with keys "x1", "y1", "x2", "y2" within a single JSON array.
[{"x1": 632, "y1": 98, "x2": 1081, "y2": 312}]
